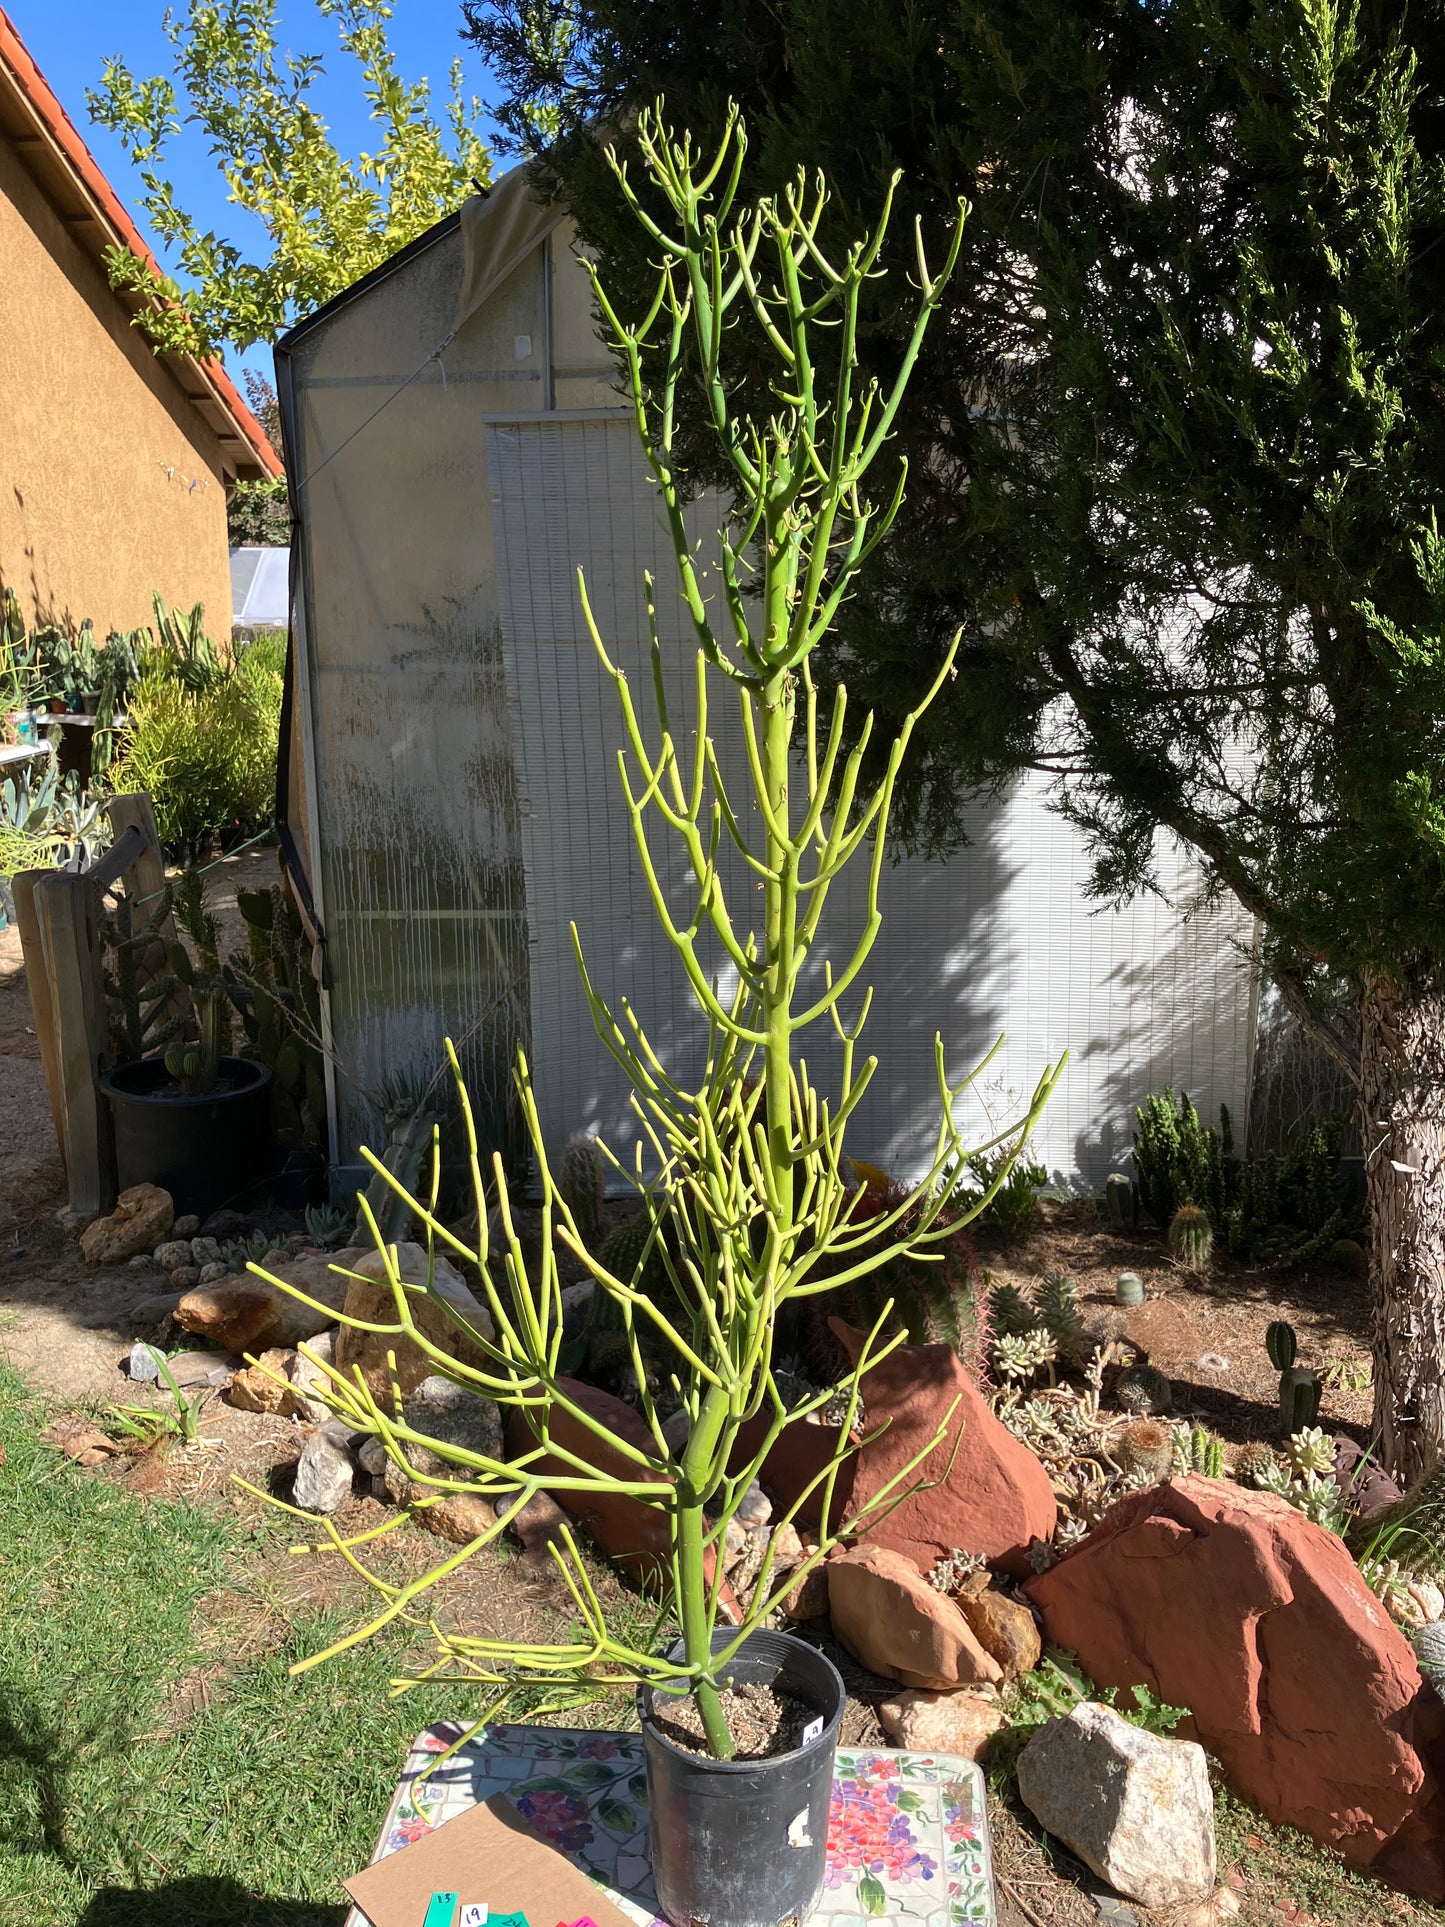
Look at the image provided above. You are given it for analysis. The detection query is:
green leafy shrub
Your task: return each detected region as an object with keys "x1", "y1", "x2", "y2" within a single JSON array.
[
  {"x1": 967, "y1": 1144, "x2": 1048, "y2": 1230},
  {"x1": 109, "y1": 649, "x2": 281, "y2": 850}
]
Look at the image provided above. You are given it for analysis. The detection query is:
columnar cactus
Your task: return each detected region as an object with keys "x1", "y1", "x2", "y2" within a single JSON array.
[
  {"x1": 1167, "y1": 1202, "x2": 1213, "y2": 1270},
  {"x1": 558, "y1": 1131, "x2": 607, "y2": 1245}
]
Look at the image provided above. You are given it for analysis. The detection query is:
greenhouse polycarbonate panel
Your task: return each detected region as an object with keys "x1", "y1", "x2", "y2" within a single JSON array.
[
  {"x1": 283, "y1": 223, "x2": 539, "y2": 1172},
  {"x1": 488, "y1": 415, "x2": 1256, "y2": 1189}
]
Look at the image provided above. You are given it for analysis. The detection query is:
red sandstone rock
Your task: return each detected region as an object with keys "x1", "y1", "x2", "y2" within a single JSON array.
[
  {"x1": 730, "y1": 1408, "x2": 859, "y2": 1531},
  {"x1": 508, "y1": 1380, "x2": 741, "y2": 1622},
  {"x1": 827, "y1": 1543, "x2": 1004, "y2": 1690},
  {"x1": 1025, "y1": 1475, "x2": 1445, "y2": 1899},
  {"x1": 829, "y1": 1320, "x2": 1056, "y2": 1575}
]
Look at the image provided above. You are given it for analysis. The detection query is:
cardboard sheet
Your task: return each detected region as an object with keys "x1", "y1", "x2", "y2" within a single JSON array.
[{"x1": 344, "y1": 1793, "x2": 641, "y2": 1927}]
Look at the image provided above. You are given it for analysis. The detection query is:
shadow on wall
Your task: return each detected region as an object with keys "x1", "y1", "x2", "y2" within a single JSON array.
[{"x1": 1076, "y1": 867, "x2": 1257, "y2": 1184}]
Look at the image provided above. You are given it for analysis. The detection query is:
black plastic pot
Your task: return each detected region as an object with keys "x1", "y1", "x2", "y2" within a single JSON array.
[
  {"x1": 638, "y1": 1629, "x2": 845, "y2": 1927},
  {"x1": 100, "y1": 1055, "x2": 272, "y2": 1217}
]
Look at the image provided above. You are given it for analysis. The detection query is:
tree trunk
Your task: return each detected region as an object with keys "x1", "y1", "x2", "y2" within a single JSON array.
[{"x1": 1361, "y1": 968, "x2": 1445, "y2": 1485}]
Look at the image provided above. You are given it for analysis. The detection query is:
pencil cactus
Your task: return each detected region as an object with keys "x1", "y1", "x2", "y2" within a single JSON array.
[{"x1": 251, "y1": 106, "x2": 1061, "y2": 1763}]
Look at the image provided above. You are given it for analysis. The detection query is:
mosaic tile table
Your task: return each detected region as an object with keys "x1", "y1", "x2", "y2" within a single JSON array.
[{"x1": 343, "y1": 1722, "x2": 996, "y2": 1927}]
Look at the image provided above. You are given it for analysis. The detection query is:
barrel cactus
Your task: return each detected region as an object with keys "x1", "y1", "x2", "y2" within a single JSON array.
[
  {"x1": 1168, "y1": 1202, "x2": 1213, "y2": 1270},
  {"x1": 559, "y1": 1132, "x2": 607, "y2": 1245},
  {"x1": 1119, "y1": 1418, "x2": 1174, "y2": 1483},
  {"x1": 1233, "y1": 1440, "x2": 1279, "y2": 1487},
  {"x1": 1114, "y1": 1361, "x2": 1173, "y2": 1416},
  {"x1": 1115, "y1": 1270, "x2": 1145, "y2": 1307}
]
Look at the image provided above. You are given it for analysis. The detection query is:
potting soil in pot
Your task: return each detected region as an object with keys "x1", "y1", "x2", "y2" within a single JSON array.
[{"x1": 648, "y1": 1681, "x2": 813, "y2": 1760}]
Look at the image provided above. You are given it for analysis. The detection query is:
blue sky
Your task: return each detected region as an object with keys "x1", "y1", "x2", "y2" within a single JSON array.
[{"x1": 10, "y1": 0, "x2": 500, "y2": 387}]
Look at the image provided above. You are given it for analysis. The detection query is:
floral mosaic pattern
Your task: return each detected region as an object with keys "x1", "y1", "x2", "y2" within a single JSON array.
[{"x1": 345, "y1": 1725, "x2": 994, "y2": 1927}]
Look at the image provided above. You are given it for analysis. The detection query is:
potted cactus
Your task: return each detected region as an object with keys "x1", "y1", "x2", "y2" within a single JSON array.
[
  {"x1": 100, "y1": 871, "x2": 270, "y2": 1214},
  {"x1": 256, "y1": 106, "x2": 1061, "y2": 1927}
]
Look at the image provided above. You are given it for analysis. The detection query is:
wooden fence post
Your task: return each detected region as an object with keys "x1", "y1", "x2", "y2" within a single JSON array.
[
  {"x1": 34, "y1": 871, "x2": 115, "y2": 1216},
  {"x1": 11, "y1": 869, "x2": 67, "y2": 1171}
]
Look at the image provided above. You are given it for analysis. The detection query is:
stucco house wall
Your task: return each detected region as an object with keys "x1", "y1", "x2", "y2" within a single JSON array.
[
  {"x1": 0, "y1": 8, "x2": 277, "y2": 637},
  {"x1": 0, "y1": 133, "x2": 236, "y2": 633}
]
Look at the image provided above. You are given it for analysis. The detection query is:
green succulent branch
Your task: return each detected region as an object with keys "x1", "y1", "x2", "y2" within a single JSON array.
[{"x1": 254, "y1": 103, "x2": 1061, "y2": 1761}]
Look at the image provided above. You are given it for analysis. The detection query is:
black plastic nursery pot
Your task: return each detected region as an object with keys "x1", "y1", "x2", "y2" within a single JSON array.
[
  {"x1": 100, "y1": 1055, "x2": 272, "y2": 1217},
  {"x1": 638, "y1": 1629, "x2": 845, "y2": 1927}
]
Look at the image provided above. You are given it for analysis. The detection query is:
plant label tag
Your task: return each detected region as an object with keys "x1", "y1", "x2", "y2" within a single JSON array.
[
  {"x1": 459, "y1": 1909, "x2": 488, "y2": 1927},
  {"x1": 801, "y1": 1717, "x2": 824, "y2": 1744},
  {"x1": 787, "y1": 1808, "x2": 812, "y2": 1848},
  {"x1": 423, "y1": 1896, "x2": 458, "y2": 1927},
  {"x1": 489, "y1": 1914, "x2": 531, "y2": 1927}
]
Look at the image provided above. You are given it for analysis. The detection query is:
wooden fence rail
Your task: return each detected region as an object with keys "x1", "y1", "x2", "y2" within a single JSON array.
[{"x1": 13, "y1": 793, "x2": 175, "y2": 1217}]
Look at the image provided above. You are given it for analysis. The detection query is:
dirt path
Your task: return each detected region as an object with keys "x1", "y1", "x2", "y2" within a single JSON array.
[{"x1": 0, "y1": 845, "x2": 284, "y2": 1403}]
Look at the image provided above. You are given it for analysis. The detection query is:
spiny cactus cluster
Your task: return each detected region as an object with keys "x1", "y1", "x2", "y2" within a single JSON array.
[
  {"x1": 1173, "y1": 1420, "x2": 1225, "y2": 1480},
  {"x1": 1167, "y1": 1203, "x2": 1213, "y2": 1270}
]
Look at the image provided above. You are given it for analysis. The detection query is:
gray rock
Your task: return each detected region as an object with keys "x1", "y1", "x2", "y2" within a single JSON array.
[
  {"x1": 169, "y1": 1266, "x2": 202, "y2": 1290},
  {"x1": 197, "y1": 1261, "x2": 230, "y2": 1286},
  {"x1": 289, "y1": 1329, "x2": 339, "y2": 1421},
  {"x1": 128, "y1": 1253, "x2": 159, "y2": 1271},
  {"x1": 189, "y1": 1236, "x2": 223, "y2": 1269},
  {"x1": 173, "y1": 1214, "x2": 201, "y2": 1239},
  {"x1": 399, "y1": 1375, "x2": 503, "y2": 1477},
  {"x1": 199, "y1": 1208, "x2": 252, "y2": 1240},
  {"x1": 128, "y1": 1290, "x2": 184, "y2": 1330},
  {"x1": 357, "y1": 1436, "x2": 389, "y2": 1477},
  {"x1": 1017, "y1": 1702, "x2": 1215, "y2": 1910},
  {"x1": 293, "y1": 1427, "x2": 356, "y2": 1513},
  {"x1": 661, "y1": 1407, "x2": 691, "y2": 1453},
  {"x1": 155, "y1": 1240, "x2": 194, "y2": 1272},
  {"x1": 166, "y1": 1349, "x2": 240, "y2": 1389},
  {"x1": 370, "y1": 1474, "x2": 393, "y2": 1503},
  {"x1": 127, "y1": 1340, "x2": 167, "y2": 1382},
  {"x1": 737, "y1": 1478, "x2": 772, "y2": 1528}
]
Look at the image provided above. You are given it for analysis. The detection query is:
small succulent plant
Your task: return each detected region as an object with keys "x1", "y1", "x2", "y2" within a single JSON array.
[
  {"x1": 928, "y1": 1547, "x2": 987, "y2": 1595},
  {"x1": 988, "y1": 1281, "x2": 1037, "y2": 1339},
  {"x1": 1285, "y1": 1426, "x2": 1336, "y2": 1477},
  {"x1": 304, "y1": 1203, "x2": 354, "y2": 1251},
  {"x1": 993, "y1": 1327, "x2": 1059, "y2": 1384},
  {"x1": 222, "y1": 1230, "x2": 272, "y2": 1273},
  {"x1": 1036, "y1": 1272, "x2": 1085, "y2": 1360},
  {"x1": 1167, "y1": 1202, "x2": 1213, "y2": 1270}
]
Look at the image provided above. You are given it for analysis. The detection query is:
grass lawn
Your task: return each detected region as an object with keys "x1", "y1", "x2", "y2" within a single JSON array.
[{"x1": 0, "y1": 1362, "x2": 460, "y2": 1927}]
